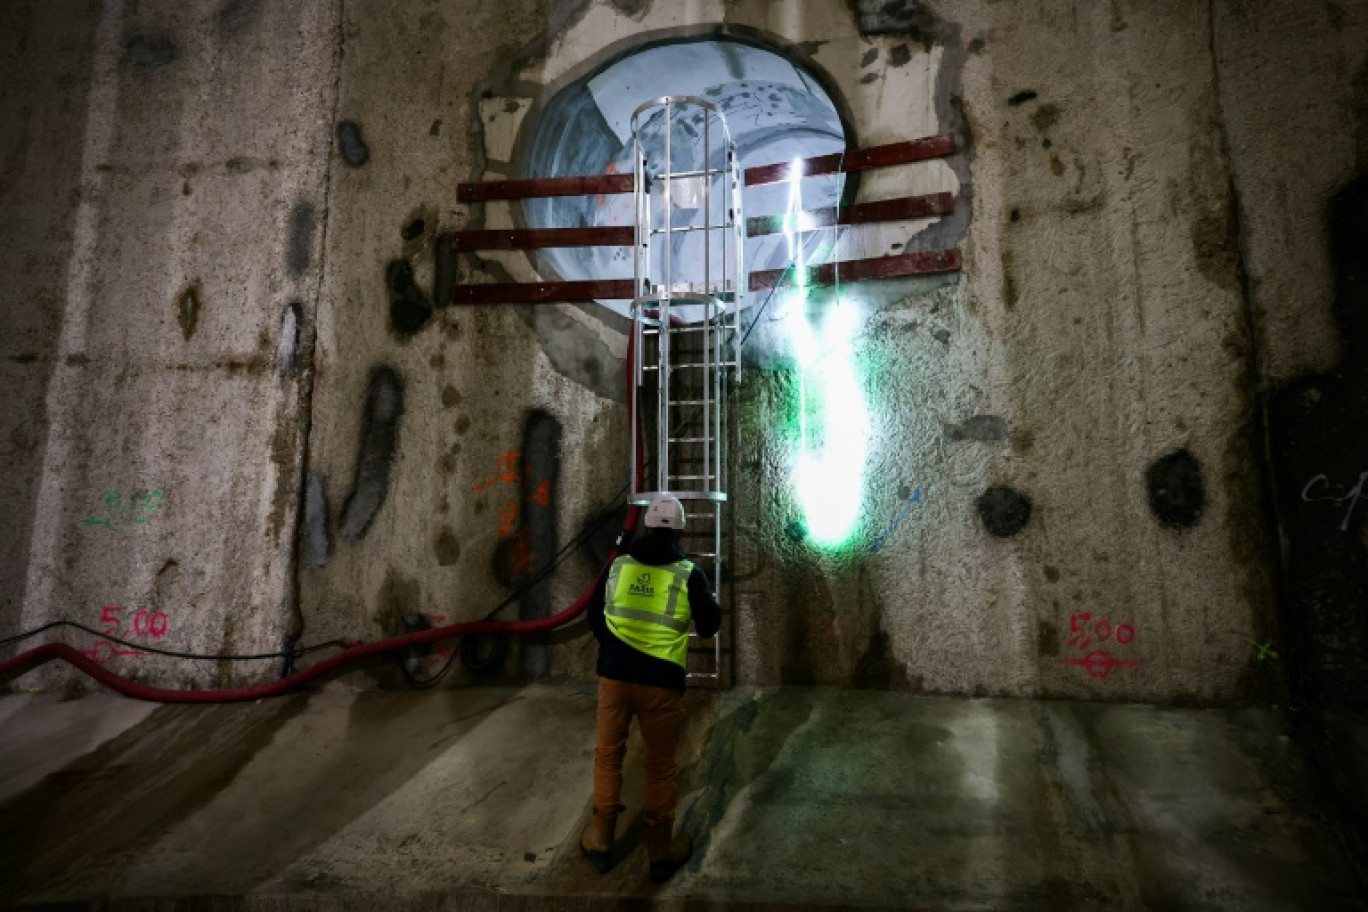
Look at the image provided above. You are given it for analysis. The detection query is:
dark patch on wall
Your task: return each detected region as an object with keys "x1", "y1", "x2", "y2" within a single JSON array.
[
  {"x1": 1268, "y1": 176, "x2": 1368, "y2": 709},
  {"x1": 852, "y1": 617, "x2": 911, "y2": 689},
  {"x1": 175, "y1": 283, "x2": 201, "y2": 341},
  {"x1": 387, "y1": 258, "x2": 433, "y2": 337},
  {"x1": 1030, "y1": 103, "x2": 1060, "y2": 134},
  {"x1": 339, "y1": 366, "x2": 404, "y2": 542},
  {"x1": 609, "y1": 0, "x2": 648, "y2": 14},
  {"x1": 1191, "y1": 196, "x2": 1242, "y2": 292},
  {"x1": 859, "y1": 47, "x2": 878, "y2": 67},
  {"x1": 977, "y1": 486, "x2": 1032, "y2": 537},
  {"x1": 887, "y1": 44, "x2": 911, "y2": 67},
  {"x1": 945, "y1": 414, "x2": 1007, "y2": 443},
  {"x1": 967, "y1": 37, "x2": 985, "y2": 54},
  {"x1": 579, "y1": 504, "x2": 629, "y2": 572},
  {"x1": 440, "y1": 384, "x2": 462, "y2": 408},
  {"x1": 491, "y1": 410, "x2": 561, "y2": 678},
  {"x1": 434, "y1": 526, "x2": 461, "y2": 566},
  {"x1": 275, "y1": 303, "x2": 301, "y2": 378},
  {"x1": 432, "y1": 232, "x2": 460, "y2": 308},
  {"x1": 846, "y1": 0, "x2": 938, "y2": 48},
  {"x1": 286, "y1": 201, "x2": 315, "y2": 277},
  {"x1": 528, "y1": 307, "x2": 626, "y2": 402},
  {"x1": 336, "y1": 121, "x2": 369, "y2": 167},
  {"x1": 1146, "y1": 448, "x2": 1206, "y2": 530},
  {"x1": 429, "y1": 119, "x2": 442, "y2": 137},
  {"x1": 122, "y1": 33, "x2": 179, "y2": 71},
  {"x1": 932, "y1": 328, "x2": 950, "y2": 345},
  {"x1": 1044, "y1": 565, "x2": 1060, "y2": 583},
  {"x1": 859, "y1": 72, "x2": 879, "y2": 85},
  {"x1": 216, "y1": 0, "x2": 259, "y2": 35},
  {"x1": 402, "y1": 218, "x2": 425, "y2": 242},
  {"x1": 302, "y1": 473, "x2": 330, "y2": 569},
  {"x1": 1008, "y1": 90, "x2": 1038, "y2": 107},
  {"x1": 1037, "y1": 620, "x2": 1060, "y2": 657},
  {"x1": 371, "y1": 569, "x2": 421, "y2": 688}
]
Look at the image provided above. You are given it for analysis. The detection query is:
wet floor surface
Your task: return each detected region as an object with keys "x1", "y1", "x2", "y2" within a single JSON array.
[{"x1": 0, "y1": 683, "x2": 1364, "y2": 910}]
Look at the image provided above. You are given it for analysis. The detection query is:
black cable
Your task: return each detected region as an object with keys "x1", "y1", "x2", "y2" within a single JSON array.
[
  {"x1": 398, "y1": 482, "x2": 633, "y2": 688},
  {"x1": 0, "y1": 619, "x2": 345, "y2": 661},
  {"x1": 2, "y1": 484, "x2": 634, "y2": 671}
]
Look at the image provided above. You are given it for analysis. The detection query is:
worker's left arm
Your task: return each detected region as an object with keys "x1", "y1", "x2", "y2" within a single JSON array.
[{"x1": 687, "y1": 568, "x2": 722, "y2": 639}]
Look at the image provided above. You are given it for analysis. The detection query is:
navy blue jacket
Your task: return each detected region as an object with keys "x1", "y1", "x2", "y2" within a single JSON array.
[{"x1": 587, "y1": 530, "x2": 722, "y2": 692}]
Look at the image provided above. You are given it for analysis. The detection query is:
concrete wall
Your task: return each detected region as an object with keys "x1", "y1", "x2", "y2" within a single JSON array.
[{"x1": 3, "y1": 0, "x2": 1366, "y2": 706}]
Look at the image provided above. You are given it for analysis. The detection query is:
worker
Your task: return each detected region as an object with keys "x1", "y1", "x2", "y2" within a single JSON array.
[{"x1": 580, "y1": 492, "x2": 722, "y2": 882}]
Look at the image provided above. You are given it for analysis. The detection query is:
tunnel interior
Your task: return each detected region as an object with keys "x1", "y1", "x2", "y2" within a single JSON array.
[{"x1": 520, "y1": 38, "x2": 850, "y2": 317}]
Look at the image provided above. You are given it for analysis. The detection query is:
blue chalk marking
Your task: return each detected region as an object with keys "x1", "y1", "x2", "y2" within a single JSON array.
[{"x1": 867, "y1": 488, "x2": 923, "y2": 553}]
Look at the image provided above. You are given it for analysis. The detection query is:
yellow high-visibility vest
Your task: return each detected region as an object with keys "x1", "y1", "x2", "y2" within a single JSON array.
[{"x1": 604, "y1": 555, "x2": 694, "y2": 668}]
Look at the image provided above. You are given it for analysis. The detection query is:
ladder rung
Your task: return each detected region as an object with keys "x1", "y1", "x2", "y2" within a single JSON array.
[
  {"x1": 669, "y1": 475, "x2": 716, "y2": 481},
  {"x1": 642, "y1": 324, "x2": 736, "y2": 335},
  {"x1": 657, "y1": 166, "x2": 731, "y2": 180},
  {"x1": 686, "y1": 551, "x2": 718, "y2": 558},
  {"x1": 650, "y1": 224, "x2": 729, "y2": 235},
  {"x1": 668, "y1": 436, "x2": 711, "y2": 443}
]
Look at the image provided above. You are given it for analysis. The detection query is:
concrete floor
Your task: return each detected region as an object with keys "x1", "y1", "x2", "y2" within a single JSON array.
[{"x1": 1, "y1": 682, "x2": 1365, "y2": 911}]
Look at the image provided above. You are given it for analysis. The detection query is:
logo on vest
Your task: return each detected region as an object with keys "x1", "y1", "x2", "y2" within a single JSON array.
[{"x1": 628, "y1": 572, "x2": 656, "y2": 597}]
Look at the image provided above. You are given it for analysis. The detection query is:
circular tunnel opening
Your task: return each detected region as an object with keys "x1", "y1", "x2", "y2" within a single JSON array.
[{"x1": 521, "y1": 37, "x2": 851, "y2": 317}]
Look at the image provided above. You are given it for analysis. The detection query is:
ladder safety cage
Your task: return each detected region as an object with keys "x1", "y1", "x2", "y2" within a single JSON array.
[{"x1": 627, "y1": 96, "x2": 744, "y2": 684}]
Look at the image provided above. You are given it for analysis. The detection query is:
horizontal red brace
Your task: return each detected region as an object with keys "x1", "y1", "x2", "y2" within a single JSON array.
[
  {"x1": 458, "y1": 172, "x2": 636, "y2": 203},
  {"x1": 449, "y1": 279, "x2": 636, "y2": 304},
  {"x1": 741, "y1": 135, "x2": 956, "y2": 187},
  {"x1": 456, "y1": 135, "x2": 956, "y2": 202},
  {"x1": 748, "y1": 248, "x2": 961, "y2": 292},
  {"x1": 450, "y1": 226, "x2": 635, "y2": 250},
  {"x1": 746, "y1": 192, "x2": 956, "y2": 237}
]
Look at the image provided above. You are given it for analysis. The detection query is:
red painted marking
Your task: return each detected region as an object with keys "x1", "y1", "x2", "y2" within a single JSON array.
[
  {"x1": 1116, "y1": 624, "x2": 1135, "y2": 645},
  {"x1": 1067, "y1": 613, "x2": 1092, "y2": 650},
  {"x1": 497, "y1": 498, "x2": 520, "y2": 537},
  {"x1": 1093, "y1": 620, "x2": 1112, "y2": 642},
  {"x1": 497, "y1": 451, "x2": 522, "y2": 483},
  {"x1": 511, "y1": 527, "x2": 535, "y2": 576},
  {"x1": 745, "y1": 192, "x2": 956, "y2": 236},
  {"x1": 530, "y1": 480, "x2": 551, "y2": 508},
  {"x1": 1063, "y1": 650, "x2": 1142, "y2": 679},
  {"x1": 747, "y1": 248, "x2": 961, "y2": 292}
]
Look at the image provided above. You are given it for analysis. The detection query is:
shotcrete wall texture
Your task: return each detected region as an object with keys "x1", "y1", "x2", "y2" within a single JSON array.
[{"x1": 3, "y1": 0, "x2": 1366, "y2": 705}]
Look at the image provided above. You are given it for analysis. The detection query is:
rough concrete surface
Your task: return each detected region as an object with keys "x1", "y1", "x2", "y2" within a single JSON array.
[
  {"x1": 1, "y1": 0, "x2": 1367, "y2": 719},
  {"x1": 0, "y1": 685, "x2": 1364, "y2": 910}
]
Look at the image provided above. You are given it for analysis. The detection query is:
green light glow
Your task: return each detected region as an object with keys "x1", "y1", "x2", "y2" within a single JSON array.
[{"x1": 784, "y1": 160, "x2": 868, "y2": 547}]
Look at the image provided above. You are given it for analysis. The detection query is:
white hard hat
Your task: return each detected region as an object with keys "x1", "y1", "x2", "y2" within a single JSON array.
[{"x1": 644, "y1": 493, "x2": 686, "y2": 529}]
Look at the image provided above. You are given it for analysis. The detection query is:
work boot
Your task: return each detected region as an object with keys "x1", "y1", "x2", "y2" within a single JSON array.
[
  {"x1": 580, "y1": 808, "x2": 618, "y2": 873},
  {"x1": 645, "y1": 822, "x2": 693, "y2": 883}
]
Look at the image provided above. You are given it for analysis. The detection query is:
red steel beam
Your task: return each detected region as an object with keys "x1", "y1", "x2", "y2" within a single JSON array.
[
  {"x1": 450, "y1": 226, "x2": 634, "y2": 250},
  {"x1": 741, "y1": 135, "x2": 956, "y2": 187},
  {"x1": 457, "y1": 172, "x2": 636, "y2": 203},
  {"x1": 449, "y1": 278, "x2": 636, "y2": 304},
  {"x1": 746, "y1": 192, "x2": 955, "y2": 237},
  {"x1": 456, "y1": 134, "x2": 956, "y2": 202},
  {"x1": 748, "y1": 248, "x2": 961, "y2": 292}
]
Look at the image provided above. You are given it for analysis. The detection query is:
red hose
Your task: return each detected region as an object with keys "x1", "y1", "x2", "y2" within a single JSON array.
[
  {"x1": 0, "y1": 324, "x2": 648, "y2": 704},
  {"x1": 0, "y1": 507, "x2": 638, "y2": 704}
]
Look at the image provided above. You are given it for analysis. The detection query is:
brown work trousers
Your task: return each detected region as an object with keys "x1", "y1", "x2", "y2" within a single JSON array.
[{"x1": 593, "y1": 677, "x2": 684, "y2": 827}]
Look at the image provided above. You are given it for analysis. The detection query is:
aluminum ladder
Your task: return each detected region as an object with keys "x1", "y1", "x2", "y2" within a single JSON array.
[{"x1": 627, "y1": 96, "x2": 744, "y2": 685}]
